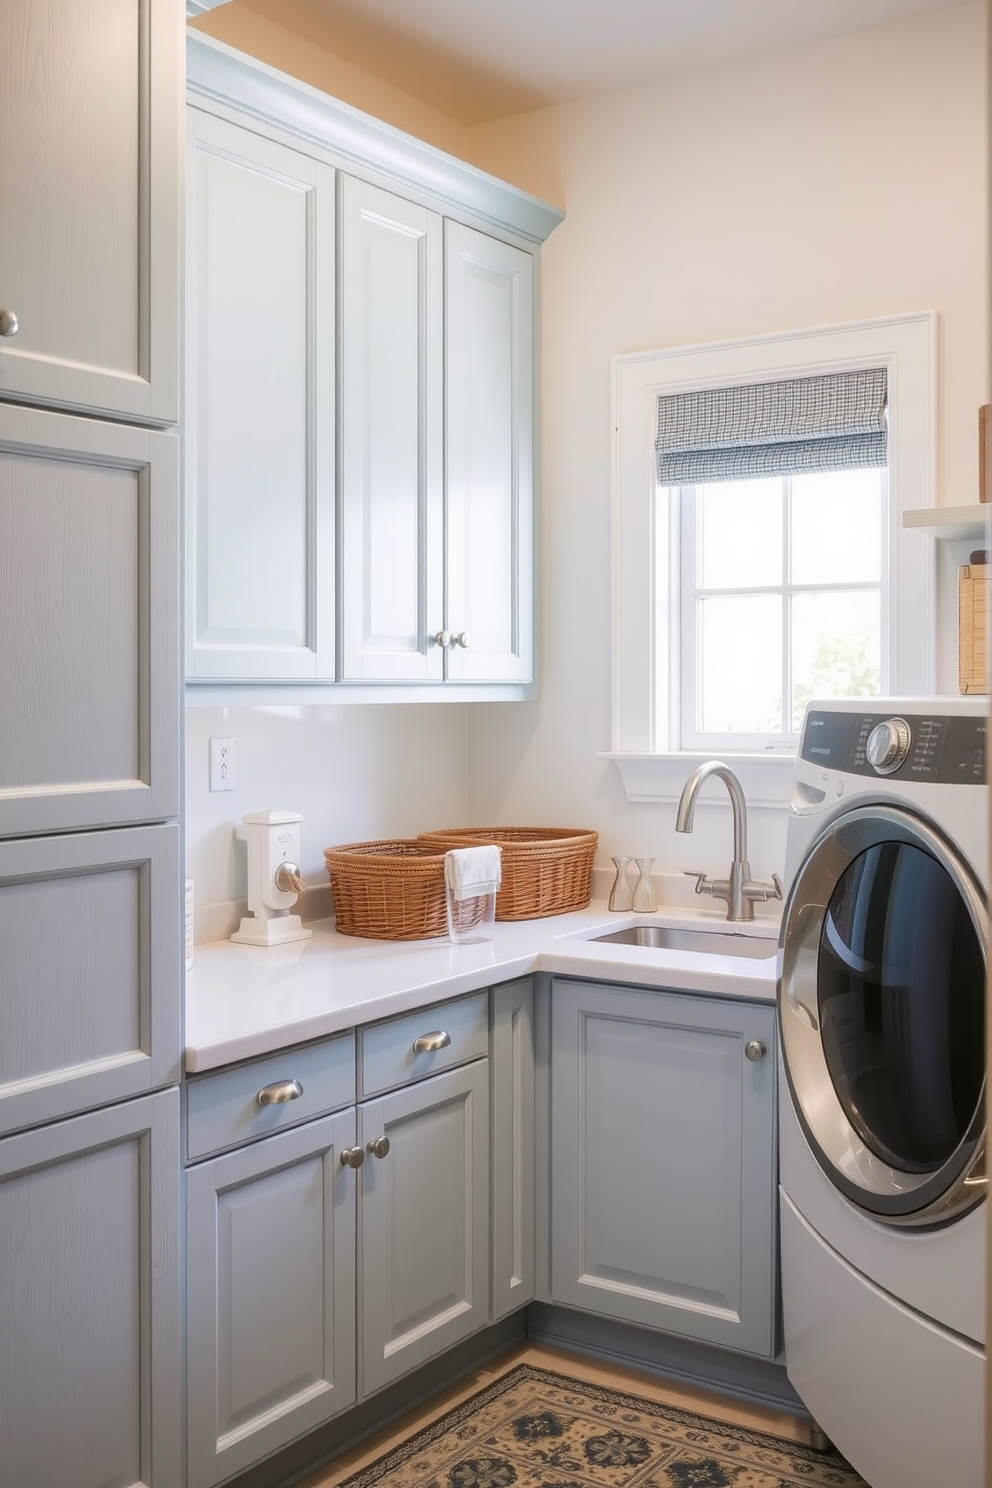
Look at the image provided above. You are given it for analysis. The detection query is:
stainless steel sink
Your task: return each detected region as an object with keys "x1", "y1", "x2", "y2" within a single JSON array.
[{"x1": 590, "y1": 924, "x2": 777, "y2": 959}]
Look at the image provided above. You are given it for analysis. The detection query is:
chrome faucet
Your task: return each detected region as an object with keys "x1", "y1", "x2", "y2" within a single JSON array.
[{"x1": 675, "y1": 760, "x2": 783, "y2": 922}]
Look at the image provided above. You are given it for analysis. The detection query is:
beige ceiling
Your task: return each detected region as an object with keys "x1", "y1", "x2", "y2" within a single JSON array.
[{"x1": 238, "y1": 0, "x2": 971, "y2": 125}]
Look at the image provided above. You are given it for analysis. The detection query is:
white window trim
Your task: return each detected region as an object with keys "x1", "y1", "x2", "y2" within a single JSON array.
[{"x1": 604, "y1": 311, "x2": 937, "y2": 805}]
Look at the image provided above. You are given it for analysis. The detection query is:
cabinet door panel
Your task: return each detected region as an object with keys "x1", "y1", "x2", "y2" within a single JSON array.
[
  {"x1": 445, "y1": 225, "x2": 533, "y2": 683},
  {"x1": 0, "y1": 0, "x2": 180, "y2": 422},
  {"x1": 0, "y1": 1091, "x2": 180, "y2": 1488},
  {"x1": 491, "y1": 979, "x2": 535, "y2": 1319},
  {"x1": 186, "y1": 1111, "x2": 357, "y2": 1488},
  {"x1": 185, "y1": 110, "x2": 335, "y2": 681},
  {"x1": 551, "y1": 980, "x2": 776, "y2": 1357},
  {"x1": 360, "y1": 1061, "x2": 488, "y2": 1395},
  {"x1": 339, "y1": 177, "x2": 443, "y2": 682},
  {"x1": 0, "y1": 825, "x2": 181, "y2": 1135},
  {"x1": 0, "y1": 405, "x2": 179, "y2": 835}
]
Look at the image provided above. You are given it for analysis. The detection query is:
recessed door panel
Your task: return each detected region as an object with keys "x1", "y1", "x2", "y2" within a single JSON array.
[
  {"x1": 185, "y1": 109, "x2": 335, "y2": 681},
  {"x1": 339, "y1": 176, "x2": 443, "y2": 681},
  {"x1": 0, "y1": 0, "x2": 180, "y2": 421},
  {"x1": 0, "y1": 404, "x2": 179, "y2": 835},
  {"x1": 0, "y1": 824, "x2": 181, "y2": 1135}
]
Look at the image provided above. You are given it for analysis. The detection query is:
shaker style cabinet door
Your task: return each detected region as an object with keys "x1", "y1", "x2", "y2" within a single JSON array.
[
  {"x1": 550, "y1": 979, "x2": 777, "y2": 1358},
  {"x1": 186, "y1": 1110, "x2": 358, "y2": 1488},
  {"x1": 339, "y1": 176, "x2": 444, "y2": 682},
  {"x1": 359, "y1": 1060, "x2": 489, "y2": 1395},
  {"x1": 0, "y1": 404, "x2": 179, "y2": 837},
  {"x1": 0, "y1": 824, "x2": 182, "y2": 1138},
  {"x1": 444, "y1": 224, "x2": 534, "y2": 683},
  {"x1": 0, "y1": 1090, "x2": 181, "y2": 1488},
  {"x1": 185, "y1": 109, "x2": 336, "y2": 681},
  {"x1": 0, "y1": 0, "x2": 181, "y2": 424}
]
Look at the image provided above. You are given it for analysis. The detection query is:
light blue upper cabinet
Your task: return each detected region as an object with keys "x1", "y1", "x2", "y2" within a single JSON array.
[
  {"x1": 184, "y1": 108, "x2": 336, "y2": 682},
  {"x1": 0, "y1": 0, "x2": 181, "y2": 425},
  {"x1": 445, "y1": 224, "x2": 534, "y2": 684},
  {"x1": 338, "y1": 177, "x2": 444, "y2": 682},
  {"x1": 184, "y1": 32, "x2": 561, "y2": 693}
]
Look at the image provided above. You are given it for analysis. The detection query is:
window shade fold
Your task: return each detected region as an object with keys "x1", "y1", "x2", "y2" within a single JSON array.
[{"x1": 655, "y1": 367, "x2": 887, "y2": 484}]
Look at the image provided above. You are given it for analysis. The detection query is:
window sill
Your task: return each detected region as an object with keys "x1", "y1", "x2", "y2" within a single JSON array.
[{"x1": 601, "y1": 751, "x2": 795, "y2": 807}]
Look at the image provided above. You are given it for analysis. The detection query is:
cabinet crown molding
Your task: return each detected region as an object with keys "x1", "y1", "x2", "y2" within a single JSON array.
[{"x1": 186, "y1": 32, "x2": 564, "y2": 245}]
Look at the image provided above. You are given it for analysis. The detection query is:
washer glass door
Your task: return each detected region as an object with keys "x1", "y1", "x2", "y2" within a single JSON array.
[{"x1": 780, "y1": 804, "x2": 986, "y2": 1226}]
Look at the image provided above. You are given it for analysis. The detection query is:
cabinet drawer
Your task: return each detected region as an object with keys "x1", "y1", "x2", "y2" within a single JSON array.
[
  {"x1": 359, "y1": 991, "x2": 488, "y2": 1098},
  {"x1": 187, "y1": 1033, "x2": 356, "y2": 1161}
]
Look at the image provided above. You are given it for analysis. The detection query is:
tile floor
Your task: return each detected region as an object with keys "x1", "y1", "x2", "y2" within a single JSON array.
[{"x1": 299, "y1": 1342, "x2": 810, "y2": 1488}]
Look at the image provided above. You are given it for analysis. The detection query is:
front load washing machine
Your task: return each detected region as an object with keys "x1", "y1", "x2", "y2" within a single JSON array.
[{"x1": 778, "y1": 698, "x2": 986, "y2": 1488}]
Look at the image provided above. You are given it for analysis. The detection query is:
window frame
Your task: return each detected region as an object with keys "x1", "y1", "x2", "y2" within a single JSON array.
[{"x1": 608, "y1": 312, "x2": 936, "y2": 805}]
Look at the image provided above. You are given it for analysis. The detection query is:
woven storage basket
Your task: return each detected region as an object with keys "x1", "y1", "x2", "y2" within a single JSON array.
[
  {"x1": 418, "y1": 827, "x2": 598, "y2": 920},
  {"x1": 323, "y1": 840, "x2": 447, "y2": 940},
  {"x1": 958, "y1": 563, "x2": 990, "y2": 695}
]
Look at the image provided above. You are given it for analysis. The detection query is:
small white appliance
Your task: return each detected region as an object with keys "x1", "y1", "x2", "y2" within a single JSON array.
[
  {"x1": 232, "y1": 810, "x2": 312, "y2": 946},
  {"x1": 778, "y1": 698, "x2": 986, "y2": 1488}
]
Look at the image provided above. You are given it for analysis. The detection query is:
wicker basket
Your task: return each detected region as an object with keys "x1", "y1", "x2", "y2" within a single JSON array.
[
  {"x1": 958, "y1": 563, "x2": 989, "y2": 695},
  {"x1": 418, "y1": 827, "x2": 598, "y2": 920},
  {"x1": 323, "y1": 840, "x2": 447, "y2": 940}
]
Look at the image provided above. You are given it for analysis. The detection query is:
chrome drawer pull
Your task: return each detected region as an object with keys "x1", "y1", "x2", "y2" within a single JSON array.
[
  {"x1": 256, "y1": 1078, "x2": 304, "y2": 1107},
  {"x1": 366, "y1": 1136, "x2": 390, "y2": 1159},
  {"x1": 413, "y1": 1030, "x2": 451, "y2": 1054}
]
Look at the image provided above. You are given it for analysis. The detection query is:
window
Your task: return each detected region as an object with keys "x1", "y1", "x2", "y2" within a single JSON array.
[
  {"x1": 610, "y1": 314, "x2": 935, "y2": 803},
  {"x1": 676, "y1": 467, "x2": 884, "y2": 751}
]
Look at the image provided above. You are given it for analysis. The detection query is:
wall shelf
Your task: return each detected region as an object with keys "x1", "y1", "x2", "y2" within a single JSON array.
[{"x1": 902, "y1": 505, "x2": 989, "y2": 542}]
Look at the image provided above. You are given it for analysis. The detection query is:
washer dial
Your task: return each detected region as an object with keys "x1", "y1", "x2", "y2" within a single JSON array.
[{"x1": 866, "y1": 716, "x2": 912, "y2": 774}]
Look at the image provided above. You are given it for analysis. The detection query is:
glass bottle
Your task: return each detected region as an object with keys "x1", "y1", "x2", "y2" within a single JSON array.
[
  {"x1": 632, "y1": 857, "x2": 657, "y2": 912},
  {"x1": 608, "y1": 856, "x2": 634, "y2": 911}
]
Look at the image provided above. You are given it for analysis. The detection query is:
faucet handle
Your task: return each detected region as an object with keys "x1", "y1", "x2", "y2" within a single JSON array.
[
  {"x1": 684, "y1": 870, "x2": 710, "y2": 896},
  {"x1": 743, "y1": 871, "x2": 783, "y2": 903}
]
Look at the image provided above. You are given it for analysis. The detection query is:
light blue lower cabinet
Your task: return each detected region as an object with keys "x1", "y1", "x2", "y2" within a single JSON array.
[
  {"x1": 550, "y1": 978, "x2": 777, "y2": 1358},
  {"x1": 0, "y1": 1089, "x2": 181, "y2": 1488},
  {"x1": 185, "y1": 1109, "x2": 359, "y2": 1488},
  {"x1": 359, "y1": 1059, "x2": 490, "y2": 1395}
]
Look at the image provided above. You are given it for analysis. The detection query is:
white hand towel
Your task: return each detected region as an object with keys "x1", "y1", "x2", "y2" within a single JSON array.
[{"x1": 444, "y1": 845, "x2": 502, "y2": 901}]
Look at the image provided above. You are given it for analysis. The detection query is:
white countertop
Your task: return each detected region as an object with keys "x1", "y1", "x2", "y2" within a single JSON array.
[{"x1": 186, "y1": 901, "x2": 781, "y2": 1073}]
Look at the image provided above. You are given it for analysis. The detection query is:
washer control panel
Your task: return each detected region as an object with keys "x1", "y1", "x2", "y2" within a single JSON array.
[{"x1": 801, "y1": 708, "x2": 986, "y2": 783}]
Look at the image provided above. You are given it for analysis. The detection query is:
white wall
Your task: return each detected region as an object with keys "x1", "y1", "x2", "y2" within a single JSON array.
[
  {"x1": 184, "y1": 703, "x2": 469, "y2": 912},
  {"x1": 463, "y1": 2, "x2": 988, "y2": 886}
]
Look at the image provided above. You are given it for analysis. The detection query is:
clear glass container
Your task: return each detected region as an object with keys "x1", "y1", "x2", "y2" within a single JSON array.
[
  {"x1": 446, "y1": 884, "x2": 497, "y2": 944},
  {"x1": 609, "y1": 856, "x2": 634, "y2": 912},
  {"x1": 632, "y1": 857, "x2": 657, "y2": 912}
]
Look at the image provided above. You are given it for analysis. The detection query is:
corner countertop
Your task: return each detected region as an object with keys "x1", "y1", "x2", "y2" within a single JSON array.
[{"x1": 185, "y1": 902, "x2": 782, "y2": 1074}]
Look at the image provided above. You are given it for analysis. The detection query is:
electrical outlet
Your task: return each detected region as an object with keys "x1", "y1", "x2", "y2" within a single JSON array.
[{"x1": 209, "y1": 737, "x2": 235, "y2": 792}]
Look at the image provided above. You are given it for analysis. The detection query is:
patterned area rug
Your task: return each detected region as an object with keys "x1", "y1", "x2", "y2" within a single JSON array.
[{"x1": 339, "y1": 1364, "x2": 865, "y2": 1488}]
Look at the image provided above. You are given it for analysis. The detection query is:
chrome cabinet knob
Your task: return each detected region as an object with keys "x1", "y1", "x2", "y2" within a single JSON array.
[
  {"x1": 413, "y1": 1030, "x2": 451, "y2": 1054},
  {"x1": 453, "y1": 631, "x2": 470, "y2": 648},
  {"x1": 340, "y1": 1146, "x2": 365, "y2": 1169},
  {"x1": 866, "y1": 717, "x2": 911, "y2": 775},
  {"x1": 0, "y1": 309, "x2": 18, "y2": 338},
  {"x1": 256, "y1": 1078, "x2": 304, "y2": 1106},
  {"x1": 744, "y1": 1040, "x2": 766, "y2": 1062},
  {"x1": 366, "y1": 1135, "x2": 390, "y2": 1159},
  {"x1": 273, "y1": 860, "x2": 305, "y2": 894},
  {"x1": 433, "y1": 630, "x2": 451, "y2": 647}
]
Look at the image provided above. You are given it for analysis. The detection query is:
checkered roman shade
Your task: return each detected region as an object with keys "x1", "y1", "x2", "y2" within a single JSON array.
[{"x1": 655, "y1": 367, "x2": 887, "y2": 485}]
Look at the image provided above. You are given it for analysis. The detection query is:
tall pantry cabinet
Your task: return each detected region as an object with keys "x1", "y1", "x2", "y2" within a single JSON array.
[{"x1": 0, "y1": 3, "x2": 184, "y2": 1487}]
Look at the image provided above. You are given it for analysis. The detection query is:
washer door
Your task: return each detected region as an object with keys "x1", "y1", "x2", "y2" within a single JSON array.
[{"x1": 779, "y1": 803, "x2": 986, "y2": 1227}]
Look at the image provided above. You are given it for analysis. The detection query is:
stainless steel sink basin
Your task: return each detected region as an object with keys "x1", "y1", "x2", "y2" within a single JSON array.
[{"x1": 590, "y1": 925, "x2": 777, "y2": 959}]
